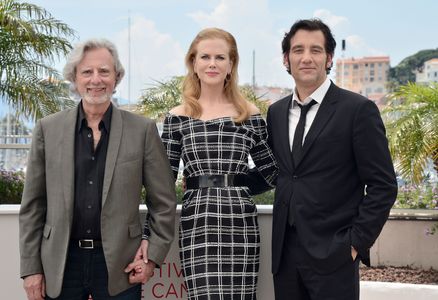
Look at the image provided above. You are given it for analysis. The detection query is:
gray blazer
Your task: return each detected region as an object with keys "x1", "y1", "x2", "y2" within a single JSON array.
[{"x1": 19, "y1": 104, "x2": 177, "y2": 297}]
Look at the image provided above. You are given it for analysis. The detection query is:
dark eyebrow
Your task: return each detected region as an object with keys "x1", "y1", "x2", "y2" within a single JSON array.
[
  {"x1": 311, "y1": 45, "x2": 324, "y2": 50},
  {"x1": 291, "y1": 45, "x2": 304, "y2": 50}
]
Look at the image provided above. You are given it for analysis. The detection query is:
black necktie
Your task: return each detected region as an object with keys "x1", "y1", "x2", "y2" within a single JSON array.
[
  {"x1": 289, "y1": 99, "x2": 316, "y2": 226},
  {"x1": 291, "y1": 100, "x2": 317, "y2": 167}
]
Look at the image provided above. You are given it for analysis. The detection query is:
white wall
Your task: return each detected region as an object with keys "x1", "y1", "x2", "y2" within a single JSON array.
[
  {"x1": 372, "y1": 217, "x2": 438, "y2": 269},
  {"x1": 2, "y1": 205, "x2": 437, "y2": 299}
]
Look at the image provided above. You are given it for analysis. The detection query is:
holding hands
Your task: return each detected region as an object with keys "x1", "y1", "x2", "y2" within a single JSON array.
[{"x1": 124, "y1": 240, "x2": 156, "y2": 284}]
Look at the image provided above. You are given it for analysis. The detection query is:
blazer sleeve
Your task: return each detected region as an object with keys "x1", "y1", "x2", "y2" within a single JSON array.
[
  {"x1": 142, "y1": 120, "x2": 177, "y2": 266},
  {"x1": 350, "y1": 99, "x2": 398, "y2": 258},
  {"x1": 19, "y1": 120, "x2": 47, "y2": 277}
]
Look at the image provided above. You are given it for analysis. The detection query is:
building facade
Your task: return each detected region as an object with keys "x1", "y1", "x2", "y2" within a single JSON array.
[
  {"x1": 253, "y1": 86, "x2": 292, "y2": 104},
  {"x1": 416, "y1": 58, "x2": 438, "y2": 84},
  {"x1": 335, "y1": 56, "x2": 390, "y2": 103}
]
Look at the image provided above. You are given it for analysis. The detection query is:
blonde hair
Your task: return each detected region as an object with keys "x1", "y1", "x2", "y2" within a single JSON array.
[{"x1": 182, "y1": 28, "x2": 249, "y2": 122}]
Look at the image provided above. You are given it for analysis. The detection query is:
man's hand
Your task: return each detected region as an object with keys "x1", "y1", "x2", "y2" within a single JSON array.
[
  {"x1": 134, "y1": 239, "x2": 149, "y2": 264},
  {"x1": 124, "y1": 240, "x2": 156, "y2": 283},
  {"x1": 351, "y1": 246, "x2": 358, "y2": 261},
  {"x1": 23, "y1": 274, "x2": 45, "y2": 300},
  {"x1": 124, "y1": 260, "x2": 156, "y2": 284}
]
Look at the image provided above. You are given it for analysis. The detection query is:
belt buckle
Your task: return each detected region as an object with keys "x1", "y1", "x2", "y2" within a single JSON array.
[
  {"x1": 78, "y1": 239, "x2": 94, "y2": 249},
  {"x1": 223, "y1": 174, "x2": 228, "y2": 186}
]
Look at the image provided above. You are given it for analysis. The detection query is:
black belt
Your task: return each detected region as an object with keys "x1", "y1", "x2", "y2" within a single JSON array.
[
  {"x1": 71, "y1": 239, "x2": 102, "y2": 249},
  {"x1": 186, "y1": 174, "x2": 246, "y2": 189}
]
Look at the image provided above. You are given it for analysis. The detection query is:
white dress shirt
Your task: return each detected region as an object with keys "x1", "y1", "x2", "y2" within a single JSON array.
[{"x1": 289, "y1": 77, "x2": 332, "y2": 151}]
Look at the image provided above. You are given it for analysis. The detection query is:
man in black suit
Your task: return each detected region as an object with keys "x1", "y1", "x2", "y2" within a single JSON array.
[{"x1": 268, "y1": 19, "x2": 398, "y2": 299}]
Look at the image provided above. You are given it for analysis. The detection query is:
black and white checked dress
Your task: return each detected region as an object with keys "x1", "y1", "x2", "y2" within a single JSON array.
[{"x1": 161, "y1": 113, "x2": 277, "y2": 300}]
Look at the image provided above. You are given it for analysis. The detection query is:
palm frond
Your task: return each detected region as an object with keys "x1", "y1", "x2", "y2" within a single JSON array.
[
  {"x1": 137, "y1": 76, "x2": 184, "y2": 120},
  {"x1": 0, "y1": 0, "x2": 77, "y2": 120},
  {"x1": 383, "y1": 83, "x2": 438, "y2": 184}
]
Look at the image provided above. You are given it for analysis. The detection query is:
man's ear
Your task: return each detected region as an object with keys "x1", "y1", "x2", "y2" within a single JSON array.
[
  {"x1": 283, "y1": 54, "x2": 290, "y2": 71},
  {"x1": 326, "y1": 54, "x2": 333, "y2": 69}
]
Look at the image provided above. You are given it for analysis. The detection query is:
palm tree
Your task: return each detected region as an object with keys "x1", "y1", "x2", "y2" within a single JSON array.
[
  {"x1": 137, "y1": 76, "x2": 184, "y2": 120},
  {"x1": 383, "y1": 82, "x2": 438, "y2": 184},
  {"x1": 137, "y1": 76, "x2": 269, "y2": 120},
  {"x1": 240, "y1": 85, "x2": 269, "y2": 117},
  {"x1": 0, "y1": 0, "x2": 77, "y2": 120}
]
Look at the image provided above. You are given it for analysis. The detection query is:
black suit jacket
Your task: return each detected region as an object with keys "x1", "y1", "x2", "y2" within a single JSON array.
[{"x1": 267, "y1": 82, "x2": 397, "y2": 274}]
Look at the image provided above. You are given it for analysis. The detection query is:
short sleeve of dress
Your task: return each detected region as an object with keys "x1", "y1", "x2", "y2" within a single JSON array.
[
  {"x1": 161, "y1": 114, "x2": 183, "y2": 180},
  {"x1": 143, "y1": 114, "x2": 182, "y2": 240},
  {"x1": 248, "y1": 116, "x2": 278, "y2": 187}
]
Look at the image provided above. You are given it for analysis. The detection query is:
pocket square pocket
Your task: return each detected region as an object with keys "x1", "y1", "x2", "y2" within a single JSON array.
[
  {"x1": 128, "y1": 224, "x2": 142, "y2": 238},
  {"x1": 43, "y1": 224, "x2": 52, "y2": 239}
]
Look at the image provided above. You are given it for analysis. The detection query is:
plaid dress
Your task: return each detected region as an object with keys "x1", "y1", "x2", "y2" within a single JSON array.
[{"x1": 161, "y1": 114, "x2": 277, "y2": 300}]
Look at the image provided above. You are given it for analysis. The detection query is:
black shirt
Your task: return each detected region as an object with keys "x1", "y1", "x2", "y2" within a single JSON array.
[{"x1": 71, "y1": 102, "x2": 112, "y2": 241}]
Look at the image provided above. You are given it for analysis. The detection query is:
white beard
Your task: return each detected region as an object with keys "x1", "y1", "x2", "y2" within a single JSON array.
[{"x1": 82, "y1": 92, "x2": 112, "y2": 105}]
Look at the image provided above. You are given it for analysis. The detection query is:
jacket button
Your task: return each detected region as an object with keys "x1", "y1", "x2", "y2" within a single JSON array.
[{"x1": 293, "y1": 175, "x2": 298, "y2": 180}]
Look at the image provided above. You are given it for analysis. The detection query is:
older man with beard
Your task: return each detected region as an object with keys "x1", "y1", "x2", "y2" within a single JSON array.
[{"x1": 19, "y1": 39, "x2": 177, "y2": 300}]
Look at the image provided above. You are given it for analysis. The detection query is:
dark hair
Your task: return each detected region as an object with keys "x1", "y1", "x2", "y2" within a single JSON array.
[{"x1": 281, "y1": 19, "x2": 336, "y2": 73}]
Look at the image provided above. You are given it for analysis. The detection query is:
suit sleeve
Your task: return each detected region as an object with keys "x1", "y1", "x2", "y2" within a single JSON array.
[
  {"x1": 142, "y1": 121, "x2": 177, "y2": 266},
  {"x1": 19, "y1": 120, "x2": 47, "y2": 277},
  {"x1": 350, "y1": 100, "x2": 398, "y2": 258}
]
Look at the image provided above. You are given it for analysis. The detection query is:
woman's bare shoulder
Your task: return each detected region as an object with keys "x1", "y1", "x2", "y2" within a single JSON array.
[
  {"x1": 246, "y1": 101, "x2": 260, "y2": 115},
  {"x1": 169, "y1": 104, "x2": 187, "y2": 116}
]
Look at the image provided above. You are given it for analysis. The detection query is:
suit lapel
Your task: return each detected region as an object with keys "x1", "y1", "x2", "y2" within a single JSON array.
[
  {"x1": 277, "y1": 95, "x2": 295, "y2": 172},
  {"x1": 294, "y1": 83, "x2": 339, "y2": 169},
  {"x1": 62, "y1": 107, "x2": 78, "y2": 224},
  {"x1": 102, "y1": 105, "x2": 122, "y2": 207}
]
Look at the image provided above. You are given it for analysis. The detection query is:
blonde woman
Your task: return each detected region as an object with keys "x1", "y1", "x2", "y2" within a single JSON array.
[{"x1": 161, "y1": 28, "x2": 277, "y2": 299}]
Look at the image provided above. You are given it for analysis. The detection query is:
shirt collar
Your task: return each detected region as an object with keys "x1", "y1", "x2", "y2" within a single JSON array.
[
  {"x1": 292, "y1": 77, "x2": 331, "y2": 106},
  {"x1": 76, "y1": 101, "x2": 113, "y2": 133}
]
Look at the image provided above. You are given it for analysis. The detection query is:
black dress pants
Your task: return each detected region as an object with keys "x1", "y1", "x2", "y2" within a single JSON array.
[{"x1": 273, "y1": 225, "x2": 359, "y2": 300}]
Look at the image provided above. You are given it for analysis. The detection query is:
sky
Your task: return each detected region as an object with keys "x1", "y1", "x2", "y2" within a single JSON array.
[{"x1": 11, "y1": 0, "x2": 438, "y2": 104}]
